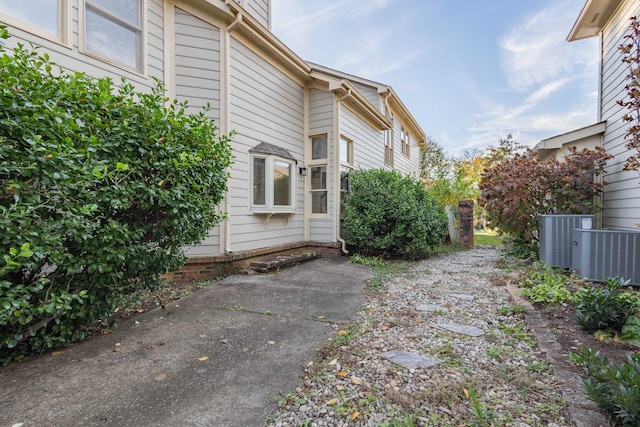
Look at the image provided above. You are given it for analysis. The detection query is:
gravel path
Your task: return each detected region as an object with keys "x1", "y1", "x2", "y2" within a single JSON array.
[{"x1": 265, "y1": 248, "x2": 575, "y2": 427}]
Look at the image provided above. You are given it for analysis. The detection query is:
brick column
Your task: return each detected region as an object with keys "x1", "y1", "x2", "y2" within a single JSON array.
[{"x1": 458, "y1": 200, "x2": 474, "y2": 249}]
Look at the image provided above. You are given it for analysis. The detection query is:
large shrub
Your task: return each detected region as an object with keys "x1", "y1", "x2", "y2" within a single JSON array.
[
  {"x1": 343, "y1": 169, "x2": 447, "y2": 258},
  {"x1": 0, "y1": 29, "x2": 233, "y2": 362},
  {"x1": 478, "y1": 147, "x2": 611, "y2": 245}
]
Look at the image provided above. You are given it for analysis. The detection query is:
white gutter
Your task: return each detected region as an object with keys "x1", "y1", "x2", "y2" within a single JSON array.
[{"x1": 227, "y1": 10, "x2": 242, "y2": 33}]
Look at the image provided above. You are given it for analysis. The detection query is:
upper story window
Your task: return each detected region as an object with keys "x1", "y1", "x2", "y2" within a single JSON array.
[
  {"x1": 309, "y1": 134, "x2": 328, "y2": 215},
  {"x1": 83, "y1": 0, "x2": 144, "y2": 72},
  {"x1": 401, "y1": 126, "x2": 410, "y2": 158},
  {"x1": 250, "y1": 142, "x2": 296, "y2": 214},
  {"x1": 384, "y1": 128, "x2": 394, "y2": 167},
  {"x1": 0, "y1": 1, "x2": 68, "y2": 43},
  {"x1": 340, "y1": 136, "x2": 353, "y2": 167},
  {"x1": 400, "y1": 126, "x2": 411, "y2": 157}
]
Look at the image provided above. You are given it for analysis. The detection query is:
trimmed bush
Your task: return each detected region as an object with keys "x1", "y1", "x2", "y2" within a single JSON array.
[
  {"x1": 0, "y1": 29, "x2": 233, "y2": 363},
  {"x1": 343, "y1": 169, "x2": 447, "y2": 258},
  {"x1": 574, "y1": 278, "x2": 636, "y2": 334}
]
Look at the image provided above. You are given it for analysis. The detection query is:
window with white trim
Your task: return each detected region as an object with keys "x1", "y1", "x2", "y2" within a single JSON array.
[
  {"x1": 384, "y1": 128, "x2": 394, "y2": 167},
  {"x1": 400, "y1": 125, "x2": 410, "y2": 158},
  {"x1": 339, "y1": 136, "x2": 354, "y2": 238},
  {"x1": 0, "y1": 1, "x2": 68, "y2": 42},
  {"x1": 309, "y1": 134, "x2": 328, "y2": 214},
  {"x1": 250, "y1": 142, "x2": 296, "y2": 213},
  {"x1": 340, "y1": 135, "x2": 353, "y2": 166},
  {"x1": 83, "y1": 0, "x2": 144, "y2": 72}
]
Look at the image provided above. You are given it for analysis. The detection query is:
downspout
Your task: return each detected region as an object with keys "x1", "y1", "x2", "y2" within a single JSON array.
[
  {"x1": 220, "y1": 8, "x2": 242, "y2": 254},
  {"x1": 382, "y1": 89, "x2": 392, "y2": 120},
  {"x1": 227, "y1": 10, "x2": 243, "y2": 33},
  {"x1": 336, "y1": 88, "x2": 352, "y2": 254}
]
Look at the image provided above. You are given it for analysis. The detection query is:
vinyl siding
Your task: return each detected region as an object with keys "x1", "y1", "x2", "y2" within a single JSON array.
[
  {"x1": 340, "y1": 107, "x2": 384, "y2": 170},
  {"x1": 173, "y1": 8, "x2": 221, "y2": 118},
  {"x1": 600, "y1": 0, "x2": 640, "y2": 230},
  {"x1": 174, "y1": 8, "x2": 222, "y2": 257},
  {"x1": 391, "y1": 118, "x2": 421, "y2": 177},
  {"x1": 350, "y1": 81, "x2": 381, "y2": 109},
  {"x1": 308, "y1": 88, "x2": 335, "y2": 241},
  {"x1": 245, "y1": 0, "x2": 270, "y2": 29},
  {"x1": 227, "y1": 37, "x2": 305, "y2": 252}
]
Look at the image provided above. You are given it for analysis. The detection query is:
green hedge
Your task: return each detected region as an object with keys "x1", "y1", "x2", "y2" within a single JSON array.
[
  {"x1": 343, "y1": 169, "x2": 447, "y2": 258},
  {"x1": 0, "y1": 28, "x2": 233, "y2": 363}
]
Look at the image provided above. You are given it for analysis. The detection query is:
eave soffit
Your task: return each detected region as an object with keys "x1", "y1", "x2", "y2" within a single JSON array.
[{"x1": 567, "y1": 0, "x2": 622, "y2": 41}]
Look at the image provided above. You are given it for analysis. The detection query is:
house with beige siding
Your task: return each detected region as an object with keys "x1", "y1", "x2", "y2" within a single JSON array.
[
  {"x1": 535, "y1": 0, "x2": 640, "y2": 231},
  {"x1": 0, "y1": 0, "x2": 426, "y2": 278}
]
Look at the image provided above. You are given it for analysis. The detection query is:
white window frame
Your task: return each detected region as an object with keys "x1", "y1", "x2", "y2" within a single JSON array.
[
  {"x1": 0, "y1": 0, "x2": 70, "y2": 45},
  {"x1": 309, "y1": 133, "x2": 329, "y2": 216},
  {"x1": 250, "y1": 154, "x2": 296, "y2": 214},
  {"x1": 80, "y1": 0, "x2": 146, "y2": 74},
  {"x1": 340, "y1": 135, "x2": 354, "y2": 167},
  {"x1": 384, "y1": 128, "x2": 394, "y2": 168},
  {"x1": 401, "y1": 125, "x2": 410, "y2": 158}
]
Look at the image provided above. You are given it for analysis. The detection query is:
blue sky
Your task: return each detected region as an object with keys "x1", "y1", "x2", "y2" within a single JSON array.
[{"x1": 271, "y1": 0, "x2": 599, "y2": 156}]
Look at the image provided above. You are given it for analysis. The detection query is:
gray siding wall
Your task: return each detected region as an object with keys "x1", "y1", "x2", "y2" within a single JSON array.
[
  {"x1": 308, "y1": 88, "x2": 335, "y2": 241},
  {"x1": 340, "y1": 107, "x2": 384, "y2": 170},
  {"x1": 174, "y1": 8, "x2": 221, "y2": 119},
  {"x1": 351, "y1": 81, "x2": 381, "y2": 109},
  {"x1": 174, "y1": 8, "x2": 222, "y2": 257},
  {"x1": 601, "y1": 0, "x2": 640, "y2": 230},
  {"x1": 227, "y1": 37, "x2": 305, "y2": 252},
  {"x1": 246, "y1": 0, "x2": 270, "y2": 29},
  {"x1": 0, "y1": 0, "x2": 163, "y2": 92},
  {"x1": 392, "y1": 119, "x2": 421, "y2": 177}
]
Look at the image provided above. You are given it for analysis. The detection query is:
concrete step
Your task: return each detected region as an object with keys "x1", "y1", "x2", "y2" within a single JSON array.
[{"x1": 248, "y1": 250, "x2": 318, "y2": 274}]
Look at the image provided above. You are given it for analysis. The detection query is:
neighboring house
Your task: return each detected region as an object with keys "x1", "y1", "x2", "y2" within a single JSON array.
[
  {"x1": 535, "y1": 0, "x2": 640, "y2": 230},
  {"x1": 0, "y1": 0, "x2": 425, "y2": 278}
]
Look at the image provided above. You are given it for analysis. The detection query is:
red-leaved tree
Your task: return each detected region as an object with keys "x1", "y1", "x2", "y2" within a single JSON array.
[{"x1": 479, "y1": 146, "x2": 612, "y2": 244}]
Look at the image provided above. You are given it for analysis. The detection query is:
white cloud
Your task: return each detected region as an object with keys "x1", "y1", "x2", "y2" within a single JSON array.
[{"x1": 499, "y1": 1, "x2": 596, "y2": 91}]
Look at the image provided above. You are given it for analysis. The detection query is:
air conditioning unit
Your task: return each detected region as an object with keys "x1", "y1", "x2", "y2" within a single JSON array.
[
  {"x1": 539, "y1": 214, "x2": 595, "y2": 268},
  {"x1": 572, "y1": 229, "x2": 640, "y2": 285}
]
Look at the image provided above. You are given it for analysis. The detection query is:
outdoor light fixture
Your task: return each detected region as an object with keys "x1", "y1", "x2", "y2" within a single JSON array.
[{"x1": 299, "y1": 166, "x2": 308, "y2": 176}]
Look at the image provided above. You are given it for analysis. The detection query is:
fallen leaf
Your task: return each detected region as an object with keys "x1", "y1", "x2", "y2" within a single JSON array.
[
  {"x1": 326, "y1": 398, "x2": 338, "y2": 405},
  {"x1": 134, "y1": 320, "x2": 140, "y2": 325},
  {"x1": 385, "y1": 311, "x2": 391, "y2": 317},
  {"x1": 380, "y1": 326, "x2": 389, "y2": 331},
  {"x1": 463, "y1": 388, "x2": 469, "y2": 399},
  {"x1": 336, "y1": 385, "x2": 345, "y2": 391},
  {"x1": 51, "y1": 351, "x2": 62, "y2": 356},
  {"x1": 197, "y1": 356, "x2": 209, "y2": 361},
  {"x1": 336, "y1": 371, "x2": 347, "y2": 377},
  {"x1": 336, "y1": 330, "x2": 347, "y2": 336},
  {"x1": 154, "y1": 374, "x2": 166, "y2": 381},
  {"x1": 351, "y1": 376, "x2": 363, "y2": 385},
  {"x1": 267, "y1": 340, "x2": 276, "y2": 345},
  {"x1": 368, "y1": 307, "x2": 375, "y2": 312},
  {"x1": 351, "y1": 411, "x2": 360, "y2": 421},
  {"x1": 113, "y1": 347, "x2": 121, "y2": 353},
  {"x1": 328, "y1": 359, "x2": 338, "y2": 366}
]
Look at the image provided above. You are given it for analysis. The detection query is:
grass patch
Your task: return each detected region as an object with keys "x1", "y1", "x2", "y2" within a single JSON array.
[{"x1": 474, "y1": 231, "x2": 503, "y2": 246}]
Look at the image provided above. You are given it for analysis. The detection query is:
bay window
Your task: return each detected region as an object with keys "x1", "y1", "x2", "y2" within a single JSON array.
[{"x1": 250, "y1": 142, "x2": 296, "y2": 214}]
